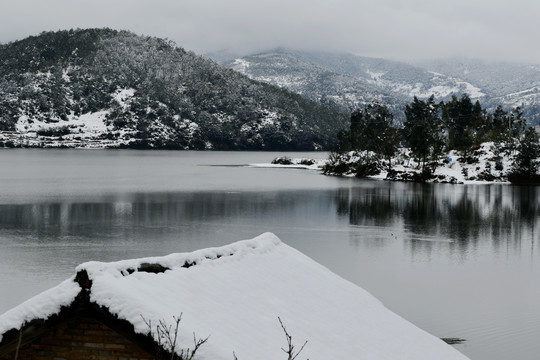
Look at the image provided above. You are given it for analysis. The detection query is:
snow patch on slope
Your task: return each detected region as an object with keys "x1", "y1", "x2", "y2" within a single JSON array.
[
  {"x1": 69, "y1": 111, "x2": 110, "y2": 134},
  {"x1": 366, "y1": 70, "x2": 385, "y2": 81},
  {"x1": 365, "y1": 70, "x2": 485, "y2": 100},
  {"x1": 16, "y1": 111, "x2": 110, "y2": 135},
  {"x1": 230, "y1": 58, "x2": 250, "y2": 73},
  {"x1": 113, "y1": 88, "x2": 136, "y2": 110},
  {"x1": 496, "y1": 86, "x2": 540, "y2": 107},
  {"x1": 407, "y1": 72, "x2": 485, "y2": 99}
]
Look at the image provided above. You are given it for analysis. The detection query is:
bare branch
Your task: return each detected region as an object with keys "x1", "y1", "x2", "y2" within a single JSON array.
[
  {"x1": 278, "y1": 317, "x2": 308, "y2": 360},
  {"x1": 142, "y1": 313, "x2": 209, "y2": 360},
  {"x1": 185, "y1": 333, "x2": 210, "y2": 360}
]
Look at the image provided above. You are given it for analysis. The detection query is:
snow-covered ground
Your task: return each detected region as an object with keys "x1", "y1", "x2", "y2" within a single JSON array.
[
  {"x1": 0, "y1": 233, "x2": 469, "y2": 359},
  {"x1": 3, "y1": 87, "x2": 140, "y2": 148},
  {"x1": 376, "y1": 142, "x2": 512, "y2": 184},
  {"x1": 250, "y1": 156, "x2": 327, "y2": 170},
  {"x1": 6, "y1": 110, "x2": 128, "y2": 148},
  {"x1": 252, "y1": 142, "x2": 516, "y2": 184}
]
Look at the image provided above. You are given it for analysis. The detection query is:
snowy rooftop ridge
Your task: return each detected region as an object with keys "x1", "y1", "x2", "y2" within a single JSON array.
[
  {"x1": 77, "y1": 231, "x2": 281, "y2": 277},
  {"x1": 0, "y1": 233, "x2": 470, "y2": 360}
]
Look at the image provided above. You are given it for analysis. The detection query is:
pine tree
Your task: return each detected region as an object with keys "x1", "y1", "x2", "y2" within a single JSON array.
[
  {"x1": 439, "y1": 94, "x2": 490, "y2": 152},
  {"x1": 511, "y1": 127, "x2": 540, "y2": 175},
  {"x1": 402, "y1": 96, "x2": 444, "y2": 172},
  {"x1": 348, "y1": 102, "x2": 401, "y2": 166}
]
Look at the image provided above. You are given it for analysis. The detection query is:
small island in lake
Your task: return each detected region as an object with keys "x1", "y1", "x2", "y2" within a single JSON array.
[{"x1": 268, "y1": 96, "x2": 540, "y2": 185}]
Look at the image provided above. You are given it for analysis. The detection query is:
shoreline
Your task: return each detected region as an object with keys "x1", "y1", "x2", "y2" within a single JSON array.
[{"x1": 254, "y1": 142, "x2": 522, "y2": 185}]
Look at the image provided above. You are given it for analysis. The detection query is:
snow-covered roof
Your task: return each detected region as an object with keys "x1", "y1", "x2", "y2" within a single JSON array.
[{"x1": 0, "y1": 233, "x2": 469, "y2": 360}]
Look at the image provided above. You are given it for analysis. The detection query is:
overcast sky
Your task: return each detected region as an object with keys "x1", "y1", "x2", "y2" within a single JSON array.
[{"x1": 1, "y1": 0, "x2": 540, "y2": 64}]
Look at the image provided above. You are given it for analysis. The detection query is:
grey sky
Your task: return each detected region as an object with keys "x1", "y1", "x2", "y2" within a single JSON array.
[{"x1": 1, "y1": 0, "x2": 540, "y2": 64}]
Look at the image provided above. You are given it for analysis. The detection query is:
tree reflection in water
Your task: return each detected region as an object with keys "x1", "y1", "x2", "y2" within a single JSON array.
[
  {"x1": 1, "y1": 182, "x2": 539, "y2": 360},
  {"x1": 1, "y1": 184, "x2": 538, "y2": 259},
  {"x1": 334, "y1": 183, "x2": 539, "y2": 258}
]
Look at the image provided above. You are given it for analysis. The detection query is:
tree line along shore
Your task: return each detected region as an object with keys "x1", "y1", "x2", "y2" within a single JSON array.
[{"x1": 321, "y1": 94, "x2": 540, "y2": 184}]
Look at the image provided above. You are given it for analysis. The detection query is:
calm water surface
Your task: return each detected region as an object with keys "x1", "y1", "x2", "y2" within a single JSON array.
[{"x1": 1, "y1": 149, "x2": 540, "y2": 360}]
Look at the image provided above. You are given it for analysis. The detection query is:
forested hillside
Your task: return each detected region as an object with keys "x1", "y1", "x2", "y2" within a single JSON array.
[
  {"x1": 417, "y1": 58, "x2": 540, "y2": 121},
  {"x1": 0, "y1": 29, "x2": 348, "y2": 149},
  {"x1": 223, "y1": 49, "x2": 404, "y2": 113},
  {"x1": 215, "y1": 48, "x2": 540, "y2": 125},
  {"x1": 214, "y1": 48, "x2": 486, "y2": 122}
]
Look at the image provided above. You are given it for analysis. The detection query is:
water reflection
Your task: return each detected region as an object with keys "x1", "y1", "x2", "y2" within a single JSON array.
[
  {"x1": 1, "y1": 184, "x2": 538, "y2": 256},
  {"x1": 2, "y1": 148, "x2": 540, "y2": 360},
  {"x1": 2, "y1": 182, "x2": 540, "y2": 360},
  {"x1": 335, "y1": 183, "x2": 540, "y2": 257},
  {"x1": 0, "y1": 191, "x2": 341, "y2": 248}
]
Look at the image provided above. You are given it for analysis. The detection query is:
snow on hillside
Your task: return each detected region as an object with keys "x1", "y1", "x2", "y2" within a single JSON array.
[
  {"x1": 0, "y1": 233, "x2": 469, "y2": 360},
  {"x1": 495, "y1": 86, "x2": 540, "y2": 108},
  {"x1": 220, "y1": 49, "x2": 511, "y2": 129},
  {"x1": 213, "y1": 50, "x2": 540, "y2": 128},
  {"x1": 230, "y1": 58, "x2": 250, "y2": 73},
  {"x1": 367, "y1": 71, "x2": 485, "y2": 100},
  {"x1": 9, "y1": 87, "x2": 142, "y2": 148},
  {"x1": 0, "y1": 30, "x2": 347, "y2": 151},
  {"x1": 223, "y1": 52, "x2": 396, "y2": 113},
  {"x1": 112, "y1": 88, "x2": 136, "y2": 110},
  {"x1": 9, "y1": 110, "x2": 133, "y2": 149},
  {"x1": 15, "y1": 111, "x2": 111, "y2": 138}
]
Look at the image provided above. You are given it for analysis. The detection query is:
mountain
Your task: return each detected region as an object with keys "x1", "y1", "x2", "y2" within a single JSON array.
[
  {"x1": 212, "y1": 48, "x2": 540, "y2": 124},
  {"x1": 212, "y1": 48, "x2": 485, "y2": 119},
  {"x1": 221, "y1": 48, "x2": 402, "y2": 112},
  {"x1": 417, "y1": 58, "x2": 540, "y2": 121},
  {"x1": 0, "y1": 29, "x2": 348, "y2": 150}
]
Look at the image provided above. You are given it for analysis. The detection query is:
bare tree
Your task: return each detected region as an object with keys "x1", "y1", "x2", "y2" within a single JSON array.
[
  {"x1": 178, "y1": 331, "x2": 209, "y2": 360},
  {"x1": 141, "y1": 313, "x2": 209, "y2": 360}
]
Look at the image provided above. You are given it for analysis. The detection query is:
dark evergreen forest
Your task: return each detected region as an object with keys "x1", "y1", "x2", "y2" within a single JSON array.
[{"x1": 327, "y1": 94, "x2": 540, "y2": 182}]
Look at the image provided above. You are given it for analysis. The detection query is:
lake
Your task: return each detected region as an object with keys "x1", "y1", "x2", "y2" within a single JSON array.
[{"x1": 1, "y1": 149, "x2": 539, "y2": 360}]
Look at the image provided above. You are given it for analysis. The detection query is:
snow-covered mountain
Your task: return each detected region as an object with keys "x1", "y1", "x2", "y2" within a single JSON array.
[
  {"x1": 0, "y1": 30, "x2": 348, "y2": 150},
  {"x1": 211, "y1": 48, "x2": 540, "y2": 123},
  {"x1": 212, "y1": 49, "x2": 483, "y2": 111},
  {"x1": 418, "y1": 58, "x2": 540, "y2": 121},
  {"x1": 224, "y1": 49, "x2": 401, "y2": 113}
]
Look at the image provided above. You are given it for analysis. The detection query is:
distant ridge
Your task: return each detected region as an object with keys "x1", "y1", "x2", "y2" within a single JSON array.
[{"x1": 212, "y1": 48, "x2": 540, "y2": 123}]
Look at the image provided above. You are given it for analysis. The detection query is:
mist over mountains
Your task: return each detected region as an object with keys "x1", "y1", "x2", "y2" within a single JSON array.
[{"x1": 211, "y1": 48, "x2": 540, "y2": 124}]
